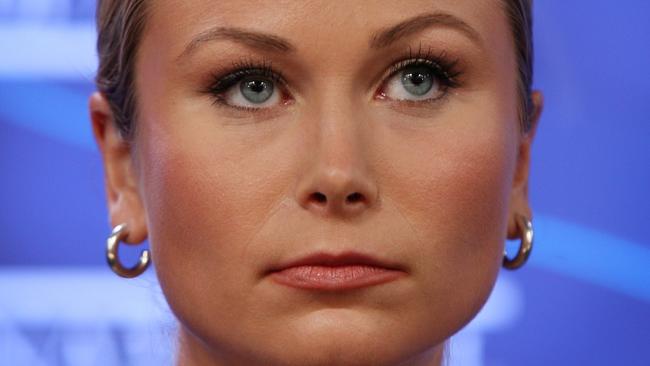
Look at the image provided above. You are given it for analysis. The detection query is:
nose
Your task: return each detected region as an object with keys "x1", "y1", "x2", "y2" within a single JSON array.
[
  {"x1": 298, "y1": 167, "x2": 377, "y2": 217},
  {"x1": 295, "y1": 110, "x2": 378, "y2": 218}
]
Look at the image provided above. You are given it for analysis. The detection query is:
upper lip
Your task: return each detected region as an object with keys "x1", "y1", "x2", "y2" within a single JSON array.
[{"x1": 266, "y1": 251, "x2": 406, "y2": 274}]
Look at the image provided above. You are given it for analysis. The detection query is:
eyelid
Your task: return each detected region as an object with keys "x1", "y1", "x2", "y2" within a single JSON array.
[
  {"x1": 372, "y1": 47, "x2": 463, "y2": 107},
  {"x1": 208, "y1": 66, "x2": 284, "y2": 95},
  {"x1": 204, "y1": 59, "x2": 293, "y2": 112},
  {"x1": 203, "y1": 48, "x2": 462, "y2": 112},
  {"x1": 379, "y1": 48, "x2": 462, "y2": 90}
]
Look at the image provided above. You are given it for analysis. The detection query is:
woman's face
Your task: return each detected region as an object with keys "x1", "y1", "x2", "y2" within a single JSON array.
[{"x1": 93, "y1": 0, "x2": 541, "y2": 365}]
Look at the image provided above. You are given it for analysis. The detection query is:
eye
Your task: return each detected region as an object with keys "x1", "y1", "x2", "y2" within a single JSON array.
[
  {"x1": 377, "y1": 55, "x2": 461, "y2": 104},
  {"x1": 223, "y1": 76, "x2": 280, "y2": 109},
  {"x1": 387, "y1": 64, "x2": 441, "y2": 100},
  {"x1": 206, "y1": 64, "x2": 287, "y2": 111}
]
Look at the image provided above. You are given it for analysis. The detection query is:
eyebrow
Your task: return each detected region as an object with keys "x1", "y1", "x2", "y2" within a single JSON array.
[
  {"x1": 177, "y1": 11, "x2": 481, "y2": 61},
  {"x1": 370, "y1": 12, "x2": 482, "y2": 49},
  {"x1": 178, "y1": 26, "x2": 296, "y2": 61}
]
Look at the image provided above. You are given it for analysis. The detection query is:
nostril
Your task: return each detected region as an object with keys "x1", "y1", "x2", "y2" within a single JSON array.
[
  {"x1": 311, "y1": 192, "x2": 327, "y2": 204},
  {"x1": 346, "y1": 192, "x2": 364, "y2": 204}
]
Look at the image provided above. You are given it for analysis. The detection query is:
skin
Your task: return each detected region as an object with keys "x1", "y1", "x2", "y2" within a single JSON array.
[{"x1": 91, "y1": 1, "x2": 543, "y2": 365}]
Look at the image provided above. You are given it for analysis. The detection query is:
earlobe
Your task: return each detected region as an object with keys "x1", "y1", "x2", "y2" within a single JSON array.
[{"x1": 89, "y1": 92, "x2": 148, "y2": 244}]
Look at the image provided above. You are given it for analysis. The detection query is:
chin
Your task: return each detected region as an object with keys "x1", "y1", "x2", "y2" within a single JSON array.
[{"x1": 245, "y1": 308, "x2": 442, "y2": 366}]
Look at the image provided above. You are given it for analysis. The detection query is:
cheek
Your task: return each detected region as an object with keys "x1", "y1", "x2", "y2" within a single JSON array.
[
  {"x1": 134, "y1": 117, "x2": 294, "y2": 320},
  {"x1": 380, "y1": 109, "x2": 519, "y2": 323}
]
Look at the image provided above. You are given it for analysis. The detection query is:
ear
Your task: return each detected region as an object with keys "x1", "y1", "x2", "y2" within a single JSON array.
[
  {"x1": 507, "y1": 91, "x2": 544, "y2": 239},
  {"x1": 90, "y1": 92, "x2": 147, "y2": 244}
]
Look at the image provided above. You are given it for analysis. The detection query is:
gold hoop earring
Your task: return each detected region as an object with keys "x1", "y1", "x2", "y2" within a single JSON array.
[
  {"x1": 503, "y1": 214, "x2": 533, "y2": 270},
  {"x1": 106, "y1": 223, "x2": 151, "y2": 278}
]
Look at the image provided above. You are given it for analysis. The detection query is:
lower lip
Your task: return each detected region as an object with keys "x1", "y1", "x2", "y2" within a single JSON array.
[{"x1": 269, "y1": 265, "x2": 405, "y2": 291}]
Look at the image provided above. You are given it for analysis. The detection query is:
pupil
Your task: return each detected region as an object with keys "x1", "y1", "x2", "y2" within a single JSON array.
[
  {"x1": 411, "y1": 73, "x2": 425, "y2": 85},
  {"x1": 247, "y1": 80, "x2": 266, "y2": 93}
]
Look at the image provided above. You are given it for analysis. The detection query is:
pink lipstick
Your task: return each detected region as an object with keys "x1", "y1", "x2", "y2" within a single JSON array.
[{"x1": 268, "y1": 252, "x2": 406, "y2": 291}]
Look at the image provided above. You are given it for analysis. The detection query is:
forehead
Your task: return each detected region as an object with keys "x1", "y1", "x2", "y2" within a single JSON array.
[{"x1": 143, "y1": 0, "x2": 510, "y2": 59}]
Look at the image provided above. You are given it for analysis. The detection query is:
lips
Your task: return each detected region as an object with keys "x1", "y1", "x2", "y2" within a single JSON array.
[{"x1": 267, "y1": 251, "x2": 406, "y2": 291}]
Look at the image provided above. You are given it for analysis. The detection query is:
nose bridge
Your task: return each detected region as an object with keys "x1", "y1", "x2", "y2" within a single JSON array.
[{"x1": 294, "y1": 92, "x2": 378, "y2": 217}]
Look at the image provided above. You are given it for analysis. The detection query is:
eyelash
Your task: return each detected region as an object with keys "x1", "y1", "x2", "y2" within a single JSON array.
[
  {"x1": 205, "y1": 47, "x2": 462, "y2": 112},
  {"x1": 205, "y1": 59, "x2": 286, "y2": 111},
  {"x1": 382, "y1": 46, "x2": 462, "y2": 100}
]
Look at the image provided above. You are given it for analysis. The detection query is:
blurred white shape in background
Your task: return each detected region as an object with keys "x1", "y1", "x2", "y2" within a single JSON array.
[
  {"x1": 11, "y1": 0, "x2": 71, "y2": 20},
  {"x1": 0, "y1": 268, "x2": 176, "y2": 366},
  {"x1": 0, "y1": 22, "x2": 96, "y2": 80},
  {"x1": 0, "y1": 0, "x2": 96, "y2": 80}
]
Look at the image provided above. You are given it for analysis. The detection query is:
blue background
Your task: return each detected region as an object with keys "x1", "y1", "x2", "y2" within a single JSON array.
[{"x1": 0, "y1": 1, "x2": 648, "y2": 365}]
